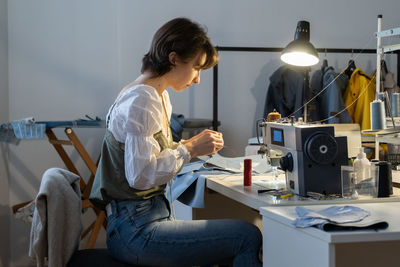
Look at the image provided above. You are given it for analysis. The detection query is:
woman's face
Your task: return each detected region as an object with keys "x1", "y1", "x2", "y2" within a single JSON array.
[{"x1": 168, "y1": 51, "x2": 206, "y2": 92}]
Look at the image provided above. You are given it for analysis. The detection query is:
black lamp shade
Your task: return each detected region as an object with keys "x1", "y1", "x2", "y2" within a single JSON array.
[{"x1": 281, "y1": 21, "x2": 319, "y2": 66}]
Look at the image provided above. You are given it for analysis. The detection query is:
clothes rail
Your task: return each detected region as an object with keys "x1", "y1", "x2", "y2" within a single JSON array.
[{"x1": 212, "y1": 46, "x2": 400, "y2": 130}]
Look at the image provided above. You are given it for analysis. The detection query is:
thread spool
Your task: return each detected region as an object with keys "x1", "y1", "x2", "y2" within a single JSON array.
[
  {"x1": 243, "y1": 158, "x2": 252, "y2": 186},
  {"x1": 391, "y1": 93, "x2": 400, "y2": 117},
  {"x1": 370, "y1": 100, "x2": 386, "y2": 130},
  {"x1": 377, "y1": 92, "x2": 388, "y2": 116},
  {"x1": 267, "y1": 109, "x2": 281, "y2": 122},
  {"x1": 376, "y1": 161, "x2": 393, "y2": 198}
]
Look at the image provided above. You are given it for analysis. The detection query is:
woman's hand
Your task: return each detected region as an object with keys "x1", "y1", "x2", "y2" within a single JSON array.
[{"x1": 181, "y1": 129, "x2": 224, "y2": 158}]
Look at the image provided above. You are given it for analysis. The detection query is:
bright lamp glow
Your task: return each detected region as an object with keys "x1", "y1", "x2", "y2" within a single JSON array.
[
  {"x1": 281, "y1": 52, "x2": 319, "y2": 66},
  {"x1": 281, "y1": 21, "x2": 319, "y2": 67}
]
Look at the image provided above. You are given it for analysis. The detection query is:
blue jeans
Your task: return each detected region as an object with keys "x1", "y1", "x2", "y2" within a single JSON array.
[{"x1": 106, "y1": 195, "x2": 262, "y2": 267}]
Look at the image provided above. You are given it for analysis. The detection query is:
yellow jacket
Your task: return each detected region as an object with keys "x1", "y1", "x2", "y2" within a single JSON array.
[{"x1": 343, "y1": 68, "x2": 376, "y2": 131}]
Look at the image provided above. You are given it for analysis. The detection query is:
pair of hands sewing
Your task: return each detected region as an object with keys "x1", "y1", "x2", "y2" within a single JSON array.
[{"x1": 181, "y1": 129, "x2": 224, "y2": 158}]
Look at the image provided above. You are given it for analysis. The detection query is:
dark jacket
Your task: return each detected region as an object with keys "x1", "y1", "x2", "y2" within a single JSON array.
[{"x1": 264, "y1": 65, "x2": 317, "y2": 120}]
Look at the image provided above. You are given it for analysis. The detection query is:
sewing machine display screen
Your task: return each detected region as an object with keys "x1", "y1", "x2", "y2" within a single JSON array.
[{"x1": 271, "y1": 127, "x2": 284, "y2": 146}]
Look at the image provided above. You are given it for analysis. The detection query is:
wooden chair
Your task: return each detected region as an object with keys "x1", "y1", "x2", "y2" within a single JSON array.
[
  {"x1": 46, "y1": 126, "x2": 107, "y2": 248},
  {"x1": 12, "y1": 120, "x2": 106, "y2": 248}
]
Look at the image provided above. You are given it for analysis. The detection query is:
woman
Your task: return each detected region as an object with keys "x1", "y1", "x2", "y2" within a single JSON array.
[{"x1": 90, "y1": 17, "x2": 262, "y2": 267}]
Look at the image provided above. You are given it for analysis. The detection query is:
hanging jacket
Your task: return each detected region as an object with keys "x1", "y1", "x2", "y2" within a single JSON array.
[
  {"x1": 342, "y1": 68, "x2": 376, "y2": 131},
  {"x1": 310, "y1": 66, "x2": 351, "y2": 123},
  {"x1": 264, "y1": 65, "x2": 312, "y2": 119}
]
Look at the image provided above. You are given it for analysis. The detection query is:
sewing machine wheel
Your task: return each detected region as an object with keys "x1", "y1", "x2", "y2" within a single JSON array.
[{"x1": 305, "y1": 132, "x2": 338, "y2": 165}]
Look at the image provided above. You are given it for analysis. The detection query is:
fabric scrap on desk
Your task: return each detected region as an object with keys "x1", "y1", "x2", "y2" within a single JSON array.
[
  {"x1": 293, "y1": 205, "x2": 370, "y2": 227},
  {"x1": 292, "y1": 205, "x2": 388, "y2": 231},
  {"x1": 294, "y1": 205, "x2": 369, "y2": 226},
  {"x1": 200, "y1": 153, "x2": 271, "y2": 174},
  {"x1": 167, "y1": 158, "x2": 257, "y2": 208}
]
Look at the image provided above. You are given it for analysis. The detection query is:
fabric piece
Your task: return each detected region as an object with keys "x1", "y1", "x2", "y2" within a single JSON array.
[
  {"x1": 166, "y1": 161, "x2": 208, "y2": 208},
  {"x1": 342, "y1": 68, "x2": 376, "y2": 131},
  {"x1": 11, "y1": 117, "x2": 46, "y2": 139},
  {"x1": 29, "y1": 168, "x2": 82, "y2": 267},
  {"x1": 320, "y1": 220, "x2": 388, "y2": 232},
  {"x1": 176, "y1": 175, "x2": 206, "y2": 208},
  {"x1": 310, "y1": 66, "x2": 351, "y2": 123},
  {"x1": 292, "y1": 205, "x2": 370, "y2": 228}
]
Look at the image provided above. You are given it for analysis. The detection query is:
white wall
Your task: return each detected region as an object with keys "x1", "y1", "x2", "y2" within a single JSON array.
[
  {"x1": 5, "y1": 0, "x2": 400, "y2": 266},
  {"x1": 0, "y1": 0, "x2": 10, "y2": 266}
]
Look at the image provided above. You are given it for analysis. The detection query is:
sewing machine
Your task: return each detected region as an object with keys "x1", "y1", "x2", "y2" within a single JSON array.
[{"x1": 259, "y1": 121, "x2": 348, "y2": 196}]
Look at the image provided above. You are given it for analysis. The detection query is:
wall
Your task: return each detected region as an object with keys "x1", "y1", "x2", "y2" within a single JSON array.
[
  {"x1": 0, "y1": 0, "x2": 10, "y2": 266},
  {"x1": 6, "y1": 0, "x2": 400, "y2": 265}
]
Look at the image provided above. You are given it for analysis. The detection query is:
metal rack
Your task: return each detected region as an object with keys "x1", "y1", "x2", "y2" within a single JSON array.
[
  {"x1": 374, "y1": 15, "x2": 400, "y2": 173},
  {"x1": 212, "y1": 46, "x2": 400, "y2": 130}
]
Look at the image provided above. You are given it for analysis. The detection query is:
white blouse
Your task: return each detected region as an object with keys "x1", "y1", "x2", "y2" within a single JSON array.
[{"x1": 107, "y1": 84, "x2": 191, "y2": 190}]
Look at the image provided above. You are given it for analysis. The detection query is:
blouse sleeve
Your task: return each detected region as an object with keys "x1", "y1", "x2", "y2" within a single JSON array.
[{"x1": 110, "y1": 86, "x2": 191, "y2": 190}]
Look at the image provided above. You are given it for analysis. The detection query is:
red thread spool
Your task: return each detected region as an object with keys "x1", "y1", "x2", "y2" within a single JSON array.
[{"x1": 243, "y1": 158, "x2": 252, "y2": 186}]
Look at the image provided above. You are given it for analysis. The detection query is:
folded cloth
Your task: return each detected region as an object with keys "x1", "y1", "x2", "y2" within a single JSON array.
[{"x1": 293, "y1": 205, "x2": 370, "y2": 228}]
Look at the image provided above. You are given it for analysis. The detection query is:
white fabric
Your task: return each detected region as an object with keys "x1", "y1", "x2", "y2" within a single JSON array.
[
  {"x1": 107, "y1": 84, "x2": 191, "y2": 190},
  {"x1": 29, "y1": 168, "x2": 82, "y2": 267}
]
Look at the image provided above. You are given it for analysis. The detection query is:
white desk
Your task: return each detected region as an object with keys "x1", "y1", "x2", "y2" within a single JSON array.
[
  {"x1": 260, "y1": 202, "x2": 400, "y2": 267},
  {"x1": 204, "y1": 174, "x2": 400, "y2": 210},
  {"x1": 197, "y1": 174, "x2": 400, "y2": 267}
]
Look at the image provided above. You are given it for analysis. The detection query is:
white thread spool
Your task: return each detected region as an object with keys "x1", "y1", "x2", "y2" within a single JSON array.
[
  {"x1": 391, "y1": 93, "x2": 400, "y2": 117},
  {"x1": 370, "y1": 100, "x2": 386, "y2": 130}
]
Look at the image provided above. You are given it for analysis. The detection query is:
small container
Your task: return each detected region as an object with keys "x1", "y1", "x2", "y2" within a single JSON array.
[
  {"x1": 353, "y1": 147, "x2": 371, "y2": 184},
  {"x1": 341, "y1": 165, "x2": 379, "y2": 198},
  {"x1": 243, "y1": 158, "x2": 252, "y2": 186}
]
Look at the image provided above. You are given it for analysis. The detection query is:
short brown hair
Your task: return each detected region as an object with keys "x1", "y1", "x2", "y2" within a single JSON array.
[{"x1": 141, "y1": 17, "x2": 219, "y2": 77}]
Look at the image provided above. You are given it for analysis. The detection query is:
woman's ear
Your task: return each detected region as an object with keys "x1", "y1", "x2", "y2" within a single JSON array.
[{"x1": 169, "y1": 51, "x2": 177, "y2": 66}]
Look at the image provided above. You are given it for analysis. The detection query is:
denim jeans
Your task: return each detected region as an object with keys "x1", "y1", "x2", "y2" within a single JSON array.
[{"x1": 106, "y1": 195, "x2": 262, "y2": 267}]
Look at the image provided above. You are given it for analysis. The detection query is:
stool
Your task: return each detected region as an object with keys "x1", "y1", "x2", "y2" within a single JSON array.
[{"x1": 67, "y1": 249, "x2": 145, "y2": 267}]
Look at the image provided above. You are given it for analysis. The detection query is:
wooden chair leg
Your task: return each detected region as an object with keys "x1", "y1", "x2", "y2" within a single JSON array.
[
  {"x1": 81, "y1": 221, "x2": 96, "y2": 240},
  {"x1": 45, "y1": 129, "x2": 87, "y2": 190},
  {"x1": 65, "y1": 128, "x2": 97, "y2": 176},
  {"x1": 85, "y1": 210, "x2": 106, "y2": 249},
  {"x1": 12, "y1": 200, "x2": 33, "y2": 214}
]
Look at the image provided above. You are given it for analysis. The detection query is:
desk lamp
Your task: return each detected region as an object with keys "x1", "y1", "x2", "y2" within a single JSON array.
[{"x1": 281, "y1": 21, "x2": 319, "y2": 122}]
